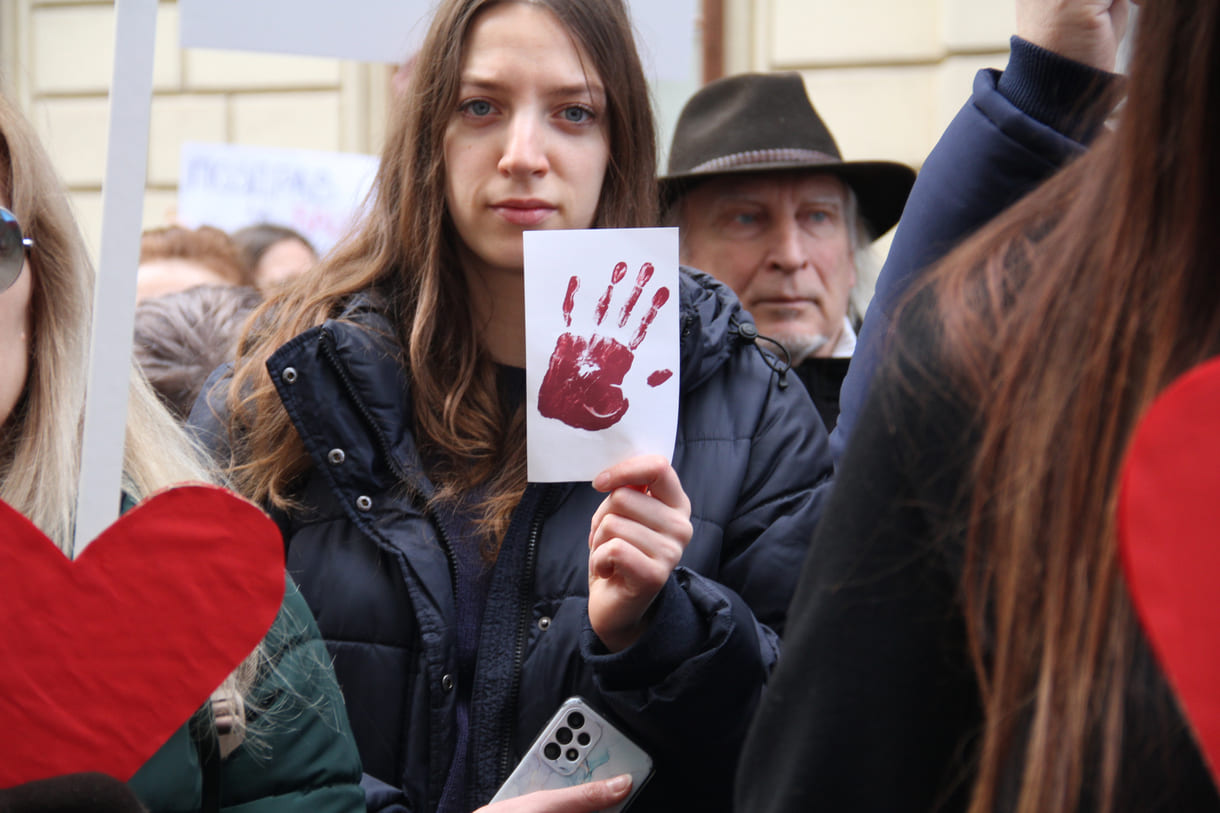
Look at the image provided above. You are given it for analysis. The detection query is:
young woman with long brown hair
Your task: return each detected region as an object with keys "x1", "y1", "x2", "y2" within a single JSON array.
[
  {"x1": 192, "y1": 1, "x2": 828, "y2": 811},
  {"x1": 738, "y1": 0, "x2": 1220, "y2": 810}
]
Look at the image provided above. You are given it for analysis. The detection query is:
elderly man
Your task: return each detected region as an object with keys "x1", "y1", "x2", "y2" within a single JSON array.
[{"x1": 661, "y1": 72, "x2": 915, "y2": 431}]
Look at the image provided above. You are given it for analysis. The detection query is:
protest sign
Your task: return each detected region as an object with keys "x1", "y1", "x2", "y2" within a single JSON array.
[
  {"x1": 177, "y1": 142, "x2": 378, "y2": 255},
  {"x1": 180, "y1": 0, "x2": 698, "y2": 81},
  {"x1": 525, "y1": 228, "x2": 679, "y2": 483},
  {"x1": 74, "y1": 0, "x2": 158, "y2": 553},
  {"x1": 179, "y1": 0, "x2": 429, "y2": 64},
  {"x1": 1119, "y1": 357, "x2": 1220, "y2": 789},
  {"x1": 1, "y1": 488, "x2": 284, "y2": 785}
]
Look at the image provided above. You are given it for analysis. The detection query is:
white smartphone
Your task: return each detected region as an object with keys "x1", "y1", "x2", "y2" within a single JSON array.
[{"x1": 489, "y1": 696, "x2": 653, "y2": 812}]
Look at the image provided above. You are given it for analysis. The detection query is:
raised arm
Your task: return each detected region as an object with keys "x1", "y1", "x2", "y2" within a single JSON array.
[{"x1": 829, "y1": 0, "x2": 1129, "y2": 461}]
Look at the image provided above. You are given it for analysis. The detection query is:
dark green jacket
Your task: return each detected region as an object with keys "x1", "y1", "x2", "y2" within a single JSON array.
[{"x1": 128, "y1": 578, "x2": 365, "y2": 812}]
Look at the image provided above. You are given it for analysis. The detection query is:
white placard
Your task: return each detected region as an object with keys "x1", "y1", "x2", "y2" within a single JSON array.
[
  {"x1": 179, "y1": 0, "x2": 697, "y2": 82},
  {"x1": 176, "y1": 142, "x2": 379, "y2": 256},
  {"x1": 74, "y1": 0, "x2": 159, "y2": 555},
  {"x1": 629, "y1": 0, "x2": 698, "y2": 83},
  {"x1": 525, "y1": 228, "x2": 679, "y2": 483},
  {"x1": 179, "y1": 0, "x2": 431, "y2": 64}
]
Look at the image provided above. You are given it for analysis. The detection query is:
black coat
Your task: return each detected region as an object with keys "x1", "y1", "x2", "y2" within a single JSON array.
[
  {"x1": 194, "y1": 269, "x2": 830, "y2": 813},
  {"x1": 739, "y1": 292, "x2": 1220, "y2": 812},
  {"x1": 737, "y1": 42, "x2": 1220, "y2": 813},
  {"x1": 792, "y1": 356, "x2": 850, "y2": 432}
]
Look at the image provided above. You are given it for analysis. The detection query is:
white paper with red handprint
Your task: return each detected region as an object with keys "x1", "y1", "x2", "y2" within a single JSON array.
[{"x1": 524, "y1": 228, "x2": 679, "y2": 482}]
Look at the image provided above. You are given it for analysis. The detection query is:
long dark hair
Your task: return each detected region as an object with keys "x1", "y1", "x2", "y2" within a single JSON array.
[
  {"x1": 907, "y1": 3, "x2": 1220, "y2": 810},
  {"x1": 226, "y1": 0, "x2": 657, "y2": 548}
]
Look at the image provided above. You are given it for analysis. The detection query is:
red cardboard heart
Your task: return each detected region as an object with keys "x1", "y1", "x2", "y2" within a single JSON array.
[
  {"x1": 1119, "y1": 356, "x2": 1220, "y2": 789},
  {"x1": 0, "y1": 485, "x2": 285, "y2": 787}
]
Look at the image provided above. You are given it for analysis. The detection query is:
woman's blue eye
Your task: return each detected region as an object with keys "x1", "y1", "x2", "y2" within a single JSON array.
[
  {"x1": 463, "y1": 100, "x2": 493, "y2": 116},
  {"x1": 733, "y1": 213, "x2": 758, "y2": 226},
  {"x1": 562, "y1": 106, "x2": 592, "y2": 123}
]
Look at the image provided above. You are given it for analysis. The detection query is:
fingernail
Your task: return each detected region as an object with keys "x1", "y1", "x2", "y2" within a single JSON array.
[
  {"x1": 593, "y1": 472, "x2": 608, "y2": 490},
  {"x1": 607, "y1": 774, "x2": 632, "y2": 794}
]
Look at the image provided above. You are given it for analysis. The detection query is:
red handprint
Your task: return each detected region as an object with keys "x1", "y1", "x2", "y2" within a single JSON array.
[{"x1": 538, "y1": 261, "x2": 672, "y2": 431}]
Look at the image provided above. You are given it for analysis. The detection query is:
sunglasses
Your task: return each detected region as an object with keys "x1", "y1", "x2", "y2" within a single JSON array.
[{"x1": 0, "y1": 207, "x2": 34, "y2": 293}]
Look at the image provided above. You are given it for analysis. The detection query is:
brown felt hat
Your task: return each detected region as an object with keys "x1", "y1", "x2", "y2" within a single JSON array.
[{"x1": 661, "y1": 72, "x2": 916, "y2": 237}]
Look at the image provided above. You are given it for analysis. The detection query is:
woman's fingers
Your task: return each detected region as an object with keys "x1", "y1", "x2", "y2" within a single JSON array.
[
  {"x1": 587, "y1": 512, "x2": 687, "y2": 651},
  {"x1": 588, "y1": 454, "x2": 692, "y2": 547},
  {"x1": 590, "y1": 509, "x2": 686, "y2": 565},
  {"x1": 1015, "y1": 0, "x2": 1131, "y2": 71},
  {"x1": 587, "y1": 456, "x2": 694, "y2": 651},
  {"x1": 588, "y1": 539, "x2": 667, "y2": 651},
  {"x1": 593, "y1": 455, "x2": 691, "y2": 514},
  {"x1": 474, "y1": 775, "x2": 633, "y2": 813},
  {"x1": 589, "y1": 533, "x2": 676, "y2": 591},
  {"x1": 588, "y1": 486, "x2": 693, "y2": 549}
]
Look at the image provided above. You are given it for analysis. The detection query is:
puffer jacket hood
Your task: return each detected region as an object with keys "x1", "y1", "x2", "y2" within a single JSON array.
[{"x1": 677, "y1": 267, "x2": 759, "y2": 392}]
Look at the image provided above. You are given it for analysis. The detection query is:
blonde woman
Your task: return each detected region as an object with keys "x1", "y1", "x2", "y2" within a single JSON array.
[{"x1": 0, "y1": 91, "x2": 364, "y2": 812}]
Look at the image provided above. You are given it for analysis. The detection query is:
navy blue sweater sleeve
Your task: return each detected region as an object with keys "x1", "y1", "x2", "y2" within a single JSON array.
[{"x1": 829, "y1": 39, "x2": 1119, "y2": 462}]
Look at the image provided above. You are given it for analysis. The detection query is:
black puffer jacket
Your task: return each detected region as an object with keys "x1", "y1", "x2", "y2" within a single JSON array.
[{"x1": 193, "y1": 269, "x2": 831, "y2": 813}]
